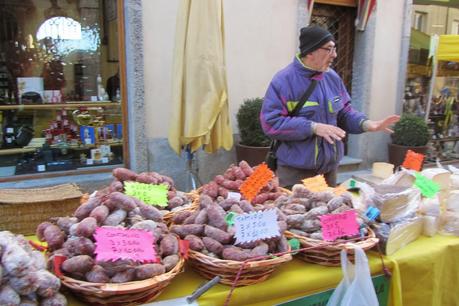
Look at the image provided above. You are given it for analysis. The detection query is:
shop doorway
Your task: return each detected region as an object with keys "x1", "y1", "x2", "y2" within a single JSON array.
[{"x1": 311, "y1": 3, "x2": 357, "y2": 154}]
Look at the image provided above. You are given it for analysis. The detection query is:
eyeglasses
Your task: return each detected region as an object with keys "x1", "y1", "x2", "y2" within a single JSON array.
[{"x1": 319, "y1": 46, "x2": 337, "y2": 54}]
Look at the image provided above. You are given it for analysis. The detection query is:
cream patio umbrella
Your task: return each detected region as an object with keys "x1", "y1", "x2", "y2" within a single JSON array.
[{"x1": 168, "y1": 0, "x2": 233, "y2": 156}]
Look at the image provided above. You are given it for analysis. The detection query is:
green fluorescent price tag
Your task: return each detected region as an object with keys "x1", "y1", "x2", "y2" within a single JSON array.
[
  {"x1": 225, "y1": 212, "x2": 237, "y2": 226},
  {"x1": 124, "y1": 181, "x2": 169, "y2": 207},
  {"x1": 414, "y1": 173, "x2": 440, "y2": 198},
  {"x1": 288, "y1": 238, "x2": 300, "y2": 255},
  {"x1": 350, "y1": 179, "x2": 356, "y2": 188}
]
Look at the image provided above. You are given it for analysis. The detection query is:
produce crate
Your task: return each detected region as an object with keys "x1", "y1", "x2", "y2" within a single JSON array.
[{"x1": 0, "y1": 183, "x2": 83, "y2": 235}]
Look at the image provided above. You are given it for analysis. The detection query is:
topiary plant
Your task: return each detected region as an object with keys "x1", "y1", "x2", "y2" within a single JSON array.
[
  {"x1": 236, "y1": 97, "x2": 271, "y2": 147},
  {"x1": 392, "y1": 114, "x2": 429, "y2": 147}
]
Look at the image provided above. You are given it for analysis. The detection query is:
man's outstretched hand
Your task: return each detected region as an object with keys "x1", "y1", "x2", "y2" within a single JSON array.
[{"x1": 364, "y1": 115, "x2": 401, "y2": 133}]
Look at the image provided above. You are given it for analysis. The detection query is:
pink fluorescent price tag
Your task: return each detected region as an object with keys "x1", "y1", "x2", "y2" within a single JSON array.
[
  {"x1": 94, "y1": 227, "x2": 158, "y2": 263},
  {"x1": 319, "y1": 210, "x2": 359, "y2": 241}
]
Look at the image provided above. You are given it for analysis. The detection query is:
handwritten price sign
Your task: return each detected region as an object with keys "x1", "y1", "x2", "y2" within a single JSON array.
[
  {"x1": 94, "y1": 227, "x2": 158, "y2": 263},
  {"x1": 234, "y1": 209, "x2": 280, "y2": 244},
  {"x1": 319, "y1": 210, "x2": 359, "y2": 241},
  {"x1": 124, "y1": 181, "x2": 168, "y2": 207}
]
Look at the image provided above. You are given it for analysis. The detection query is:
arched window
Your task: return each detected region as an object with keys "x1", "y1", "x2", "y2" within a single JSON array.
[{"x1": 36, "y1": 16, "x2": 81, "y2": 41}]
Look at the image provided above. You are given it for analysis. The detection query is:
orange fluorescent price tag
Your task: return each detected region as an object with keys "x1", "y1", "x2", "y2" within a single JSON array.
[
  {"x1": 402, "y1": 150, "x2": 425, "y2": 171},
  {"x1": 239, "y1": 163, "x2": 274, "y2": 202},
  {"x1": 302, "y1": 175, "x2": 329, "y2": 192},
  {"x1": 334, "y1": 185, "x2": 347, "y2": 196}
]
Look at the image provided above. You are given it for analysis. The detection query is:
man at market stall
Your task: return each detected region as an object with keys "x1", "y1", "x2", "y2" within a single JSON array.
[{"x1": 260, "y1": 25, "x2": 400, "y2": 187}]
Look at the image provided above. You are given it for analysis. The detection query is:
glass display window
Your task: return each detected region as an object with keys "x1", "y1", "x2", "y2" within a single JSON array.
[{"x1": 0, "y1": 0, "x2": 125, "y2": 178}]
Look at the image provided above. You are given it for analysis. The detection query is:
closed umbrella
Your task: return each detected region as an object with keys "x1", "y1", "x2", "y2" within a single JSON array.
[{"x1": 168, "y1": 0, "x2": 233, "y2": 156}]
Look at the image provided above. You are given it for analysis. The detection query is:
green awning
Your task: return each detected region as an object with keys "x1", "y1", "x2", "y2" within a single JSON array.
[
  {"x1": 414, "y1": 0, "x2": 459, "y2": 8},
  {"x1": 410, "y1": 28, "x2": 430, "y2": 50}
]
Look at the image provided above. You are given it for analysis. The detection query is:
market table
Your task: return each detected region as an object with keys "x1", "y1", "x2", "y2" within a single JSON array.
[{"x1": 62, "y1": 235, "x2": 459, "y2": 306}]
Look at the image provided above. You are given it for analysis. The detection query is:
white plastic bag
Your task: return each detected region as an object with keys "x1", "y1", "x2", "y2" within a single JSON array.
[{"x1": 326, "y1": 247, "x2": 379, "y2": 306}]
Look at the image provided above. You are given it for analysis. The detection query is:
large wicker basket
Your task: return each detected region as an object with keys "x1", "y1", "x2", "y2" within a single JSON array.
[
  {"x1": 162, "y1": 192, "x2": 199, "y2": 225},
  {"x1": 187, "y1": 249, "x2": 292, "y2": 286},
  {"x1": 58, "y1": 256, "x2": 185, "y2": 305},
  {"x1": 285, "y1": 229, "x2": 379, "y2": 266},
  {"x1": 0, "y1": 184, "x2": 82, "y2": 235}
]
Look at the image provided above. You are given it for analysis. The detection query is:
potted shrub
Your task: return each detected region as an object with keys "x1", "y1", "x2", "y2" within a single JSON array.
[
  {"x1": 235, "y1": 97, "x2": 271, "y2": 166},
  {"x1": 388, "y1": 113, "x2": 430, "y2": 169}
]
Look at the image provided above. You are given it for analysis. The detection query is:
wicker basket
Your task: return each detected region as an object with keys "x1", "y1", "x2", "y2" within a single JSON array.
[
  {"x1": 0, "y1": 184, "x2": 82, "y2": 235},
  {"x1": 285, "y1": 229, "x2": 379, "y2": 266},
  {"x1": 162, "y1": 192, "x2": 199, "y2": 225},
  {"x1": 187, "y1": 249, "x2": 292, "y2": 286},
  {"x1": 59, "y1": 256, "x2": 185, "y2": 305}
]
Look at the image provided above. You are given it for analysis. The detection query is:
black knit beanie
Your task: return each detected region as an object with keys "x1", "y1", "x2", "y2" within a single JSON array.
[{"x1": 299, "y1": 25, "x2": 334, "y2": 57}]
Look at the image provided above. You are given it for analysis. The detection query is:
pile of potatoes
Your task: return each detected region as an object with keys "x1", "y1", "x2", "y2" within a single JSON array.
[
  {"x1": 37, "y1": 189, "x2": 181, "y2": 284},
  {"x1": 106, "y1": 167, "x2": 193, "y2": 213},
  {"x1": 199, "y1": 161, "x2": 284, "y2": 204},
  {"x1": 273, "y1": 184, "x2": 370, "y2": 240},
  {"x1": 170, "y1": 194, "x2": 289, "y2": 261},
  {"x1": 0, "y1": 231, "x2": 67, "y2": 306}
]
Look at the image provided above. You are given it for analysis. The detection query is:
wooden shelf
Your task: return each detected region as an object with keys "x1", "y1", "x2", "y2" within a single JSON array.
[
  {"x1": 0, "y1": 102, "x2": 121, "y2": 110},
  {"x1": 430, "y1": 136, "x2": 459, "y2": 143},
  {"x1": 0, "y1": 141, "x2": 123, "y2": 156}
]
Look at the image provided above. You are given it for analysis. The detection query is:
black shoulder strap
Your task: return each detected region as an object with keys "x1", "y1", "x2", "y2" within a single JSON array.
[{"x1": 290, "y1": 79, "x2": 318, "y2": 116}]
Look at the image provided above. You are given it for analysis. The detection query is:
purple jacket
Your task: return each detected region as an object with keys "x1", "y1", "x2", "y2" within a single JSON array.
[{"x1": 260, "y1": 56, "x2": 367, "y2": 173}]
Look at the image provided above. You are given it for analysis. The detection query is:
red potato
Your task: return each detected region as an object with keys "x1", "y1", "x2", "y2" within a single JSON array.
[
  {"x1": 75, "y1": 217, "x2": 98, "y2": 238},
  {"x1": 223, "y1": 165, "x2": 237, "y2": 180},
  {"x1": 278, "y1": 221, "x2": 288, "y2": 233},
  {"x1": 74, "y1": 196, "x2": 101, "y2": 220},
  {"x1": 137, "y1": 201, "x2": 163, "y2": 222},
  {"x1": 107, "y1": 192, "x2": 137, "y2": 211},
  {"x1": 159, "y1": 234, "x2": 179, "y2": 256},
  {"x1": 36, "y1": 222, "x2": 53, "y2": 242},
  {"x1": 229, "y1": 204, "x2": 244, "y2": 214},
  {"x1": 194, "y1": 208, "x2": 208, "y2": 224},
  {"x1": 218, "y1": 198, "x2": 239, "y2": 210},
  {"x1": 182, "y1": 210, "x2": 199, "y2": 224},
  {"x1": 61, "y1": 255, "x2": 94, "y2": 274},
  {"x1": 162, "y1": 254, "x2": 179, "y2": 272},
  {"x1": 201, "y1": 181, "x2": 219, "y2": 198},
  {"x1": 202, "y1": 237, "x2": 223, "y2": 256},
  {"x1": 207, "y1": 205, "x2": 227, "y2": 231},
  {"x1": 204, "y1": 226, "x2": 232, "y2": 244},
  {"x1": 43, "y1": 224, "x2": 66, "y2": 250},
  {"x1": 277, "y1": 236, "x2": 289, "y2": 253},
  {"x1": 168, "y1": 190, "x2": 177, "y2": 200},
  {"x1": 222, "y1": 246, "x2": 252, "y2": 261},
  {"x1": 85, "y1": 265, "x2": 110, "y2": 283},
  {"x1": 135, "y1": 264, "x2": 165, "y2": 280},
  {"x1": 170, "y1": 224, "x2": 204, "y2": 238},
  {"x1": 89, "y1": 205, "x2": 110, "y2": 224},
  {"x1": 250, "y1": 242, "x2": 269, "y2": 258},
  {"x1": 218, "y1": 187, "x2": 229, "y2": 198},
  {"x1": 199, "y1": 194, "x2": 214, "y2": 209},
  {"x1": 111, "y1": 268, "x2": 136, "y2": 283},
  {"x1": 232, "y1": 167, "x2": 247, "y2": 180},
  {"x1": 63, "y1": 236, "x2": 95, "y2": 256},
  {"x1": 167, "y1": 196, "x2": 184, "y2": 210},
  {"x1": 135, "y1": 172, "x2": 159, "y2": 184},
  {"x1": 239, "y1": 160, "x2": 254, "y2": 176},
  {"x1": 112, "y1": 167, "x2": 138, "y2": 182},
  {"x1": 103, "y1": 209, "x2": 127, "y2": 226},
  {"x1": 97, "y1": 259, "x2": 135, "y2": 277},
  {"x1": 214, "y1": 175, "x2": 225, "y2": 185},
  {"x1": 171, "y1": 210, "x2": 193, "y2": 224},
  {"x1": 239, "y1": 200, "x2": 255, "y2": 213},
  {"x1": 184, "y1": 235, "x2": 204, "y2": 251},
  {"x1": 55, "y1": 216, "x2": 78, "y2": 234},
  {"x1": 221, "y1": 180, "x2": 239, "y2": 190},
  {"x1": 109, "y1": 179, "x2": 124, "y2": 192}
]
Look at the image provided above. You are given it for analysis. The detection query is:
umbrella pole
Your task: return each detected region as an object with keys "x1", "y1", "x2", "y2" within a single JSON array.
[{"x1": 185, "y1": 146, "x2": 202, "y2": 191}]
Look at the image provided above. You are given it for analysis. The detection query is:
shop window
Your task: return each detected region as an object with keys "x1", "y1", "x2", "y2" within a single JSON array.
[
  {"x1": 413, "y1": 11, "x2": 427, "y2": 32},
  {"x1": 0, "y1": 0, "x2": 125, "y2": 179},
  {"x1": 406, "y1": 3, "x2": 459, "y2": 165}
]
